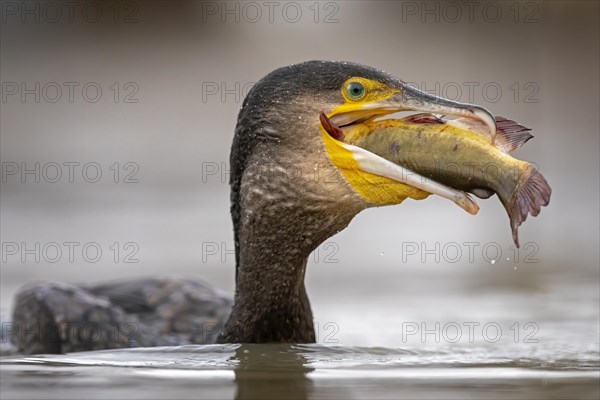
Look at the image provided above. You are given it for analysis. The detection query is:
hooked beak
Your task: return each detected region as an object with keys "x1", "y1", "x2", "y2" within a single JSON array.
[{"x1": 329, "y1": 82, "x2": 497, "y2": 143}]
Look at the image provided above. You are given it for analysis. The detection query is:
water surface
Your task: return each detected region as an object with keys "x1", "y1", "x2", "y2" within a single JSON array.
[{"x1": 2, "y1": 333, "x2": 598, "y2": 399}]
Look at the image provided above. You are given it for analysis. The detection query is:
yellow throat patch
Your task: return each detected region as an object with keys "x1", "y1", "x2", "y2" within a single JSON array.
[{"x1": 321, "y1": 77, "x2": 430, "y2": 206}]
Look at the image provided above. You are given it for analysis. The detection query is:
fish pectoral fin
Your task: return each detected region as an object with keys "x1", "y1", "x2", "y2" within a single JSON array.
[
  {"x1": 343, "y1": 142, "x2": 480, "y2": 215},
  {"x1": 471, "y1": 188, "x2": 495, "y2": 199},
  {"x1": 447, "y1": 116, "x2": 533, "y2": 153}
]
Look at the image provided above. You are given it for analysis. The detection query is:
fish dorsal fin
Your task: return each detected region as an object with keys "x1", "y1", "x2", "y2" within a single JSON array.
[
  {"x1": 494, "y1": 117, "x2": 534, "y2": 152},
  {"x1": 446, "y1": 116, "x2": 534, "y2": 153}
]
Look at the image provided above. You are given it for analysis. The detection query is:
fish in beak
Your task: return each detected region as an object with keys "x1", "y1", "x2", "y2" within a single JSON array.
[
  {"x1": 320, "y1": 79, "x2": 498, "y2": 215},
  {"x1": 320, "y1": 82, "x2": 551, "y2": 246}
]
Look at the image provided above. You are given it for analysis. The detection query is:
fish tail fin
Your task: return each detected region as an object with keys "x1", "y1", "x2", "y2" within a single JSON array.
[{"x1": 505, "y1": 166, "x2": 552, "y2": 247}]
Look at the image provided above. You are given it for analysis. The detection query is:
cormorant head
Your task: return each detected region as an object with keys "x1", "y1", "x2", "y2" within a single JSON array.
[
  {"x1": 230, "y1": 61, "x2": 494, "y2": 265},
  {"x1": 222, "y1": 61, "x2": 498, "y2": 342}
]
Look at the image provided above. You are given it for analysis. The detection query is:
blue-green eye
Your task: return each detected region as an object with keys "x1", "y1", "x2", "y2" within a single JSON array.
[{"x1": 346, "y1": 82, "x2": 365, "y2": 100}]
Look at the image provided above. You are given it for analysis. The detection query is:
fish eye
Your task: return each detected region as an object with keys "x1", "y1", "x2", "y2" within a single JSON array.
[{"x1": 346, "y1": 82, "x2": 366, "y2": 100}]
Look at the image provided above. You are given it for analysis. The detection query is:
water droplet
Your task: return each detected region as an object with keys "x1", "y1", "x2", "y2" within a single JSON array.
[
  {"x1": 490, "y1": 259, "x2": 496, "y2": 265},
  {"x1": 243, "y1": 349, "x2": 249, "y2": 354},
  {"x1": 380, "y1": 252, "x2": 384, "y2": 256},
  {"x1": 514, "y1": 266, "x2": 518, "y2": 270}
]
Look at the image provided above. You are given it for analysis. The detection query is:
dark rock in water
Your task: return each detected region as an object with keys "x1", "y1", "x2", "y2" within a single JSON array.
[{"x1": 10, "y1": 278, "x2": 232, "y2": 354}]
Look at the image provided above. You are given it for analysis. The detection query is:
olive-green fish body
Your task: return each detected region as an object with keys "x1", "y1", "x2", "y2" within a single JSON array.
[{"x1": 344, "y1": 116, "x2": 551, "y2": 246}]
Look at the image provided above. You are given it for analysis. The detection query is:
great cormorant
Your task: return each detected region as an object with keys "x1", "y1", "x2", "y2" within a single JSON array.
[
  {"x1": 10, "y1": 61, "x2": 502, "y2": 353},
  {"x1": 218, "y1": 60, "x2": 496, "y2": 343}
]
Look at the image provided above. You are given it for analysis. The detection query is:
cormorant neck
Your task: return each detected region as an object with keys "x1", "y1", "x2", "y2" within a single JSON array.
[
  {"x1": 221, "y1": 243, "x2": 315, "y2": 343},
  {"x1": 218, "y1": 184, "x2": 360, "y2": 343},
  {"x1": 220, "y1": 117, "x2": 365, "y2": 343}
]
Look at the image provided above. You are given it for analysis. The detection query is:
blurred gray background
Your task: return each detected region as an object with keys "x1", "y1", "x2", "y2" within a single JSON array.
[{"x1": 1, "y1": 1, "x2": 598, "y2": 347}]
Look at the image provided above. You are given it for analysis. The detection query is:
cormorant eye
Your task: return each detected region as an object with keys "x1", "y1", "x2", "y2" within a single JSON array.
[{"x1": 346, "y1": 82, "x2": 366, "y2": 100}]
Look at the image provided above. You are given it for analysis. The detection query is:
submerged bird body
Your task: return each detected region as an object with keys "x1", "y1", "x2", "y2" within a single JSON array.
[{"x1": 338, "y1": 115, "x2": 551, "y2": 246}]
